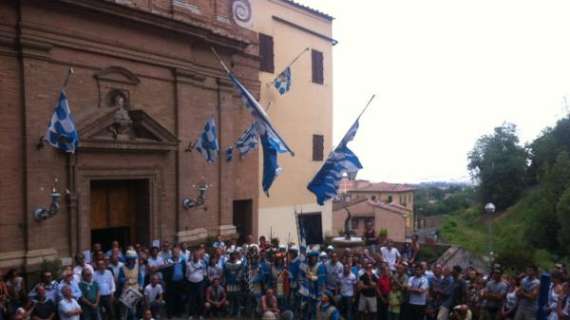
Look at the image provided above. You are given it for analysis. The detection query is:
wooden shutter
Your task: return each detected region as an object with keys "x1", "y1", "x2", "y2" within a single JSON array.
[
  {"x1": 311, "y1": 49, "x2": 324, "y2": 84},
  {"x1": 259, "y1": 33, "x2": 274, "y2": 73},
  {"x1": 313, "y1": 134, "x2": 324, "y2": 161}
]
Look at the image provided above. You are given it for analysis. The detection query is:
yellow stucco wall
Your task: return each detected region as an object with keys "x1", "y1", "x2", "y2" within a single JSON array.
[{"x1": 251, "y1": 0, "x2": 334, "y2": 242}]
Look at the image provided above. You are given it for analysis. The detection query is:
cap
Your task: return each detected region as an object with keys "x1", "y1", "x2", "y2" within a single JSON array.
[
  {"x1": 126, "y1": 250, "x2": 137, "y2": 259},
  {"x1": 326, "y1": 245, "x2": 335, "y2": 251},
  {"x1": 307, "y1": 251, "x2": 319, "y2": 257}
]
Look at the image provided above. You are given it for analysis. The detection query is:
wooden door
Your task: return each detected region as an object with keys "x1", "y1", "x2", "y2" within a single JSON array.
[{"x1": 90, "y1": 180, "x2": 146, "y2": 249}]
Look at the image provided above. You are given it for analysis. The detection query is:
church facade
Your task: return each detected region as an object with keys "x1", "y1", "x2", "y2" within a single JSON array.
[{"x1": 0, "y1": 0, "x2": 262, "y2": 269}]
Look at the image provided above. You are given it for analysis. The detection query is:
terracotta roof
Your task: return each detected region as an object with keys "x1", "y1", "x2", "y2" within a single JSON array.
[
  {"x1": 334, "y1": 199, "x2": 411, "y2": 217},
  {"x1": 350, "y1": 182, "x2": 416, "y2": 193},
  {"x1": 278, "y1": 0, "x2": 334, "y2": 21}
]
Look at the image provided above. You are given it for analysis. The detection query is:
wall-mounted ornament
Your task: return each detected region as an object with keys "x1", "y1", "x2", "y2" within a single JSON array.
[
  {"x1": 34, "y1": 178, "x2": 70, "y2": 221},
  {"x1": 182, "y1": 179, "x2": 211, "y2": 211},
  {"x1": 232, "y1": 0, "x2": 253, "y2": 28}
]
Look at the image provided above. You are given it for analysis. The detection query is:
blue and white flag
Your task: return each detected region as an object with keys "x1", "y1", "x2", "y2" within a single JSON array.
[
  {"x1": 259, "y1": 121, "x2": 288, "y2": 195},
  {"x1": 307, "y1": 120, "x2": 363, "y2": 205},
  {"x1": 225, "y1": 146, "x2": 233, "y2": 162},
  {"x1": 44, "y1": 91, "x2": 79, "y2": 153},
  {"x1": 228, "y1": 74, "x2": 294, "y2": 156},
  {"x1": 273, "y1": 67, "x2": 292, "y2": 95},
  {"x1": 228, "y1": 73, "x2": 294, "y2": 194},
  {"x1": 235, "y1": 123, "x2": 258, "y2": 157},
  {"x1": 194, "y1": 118, "x2": 219, "y2": 163}
]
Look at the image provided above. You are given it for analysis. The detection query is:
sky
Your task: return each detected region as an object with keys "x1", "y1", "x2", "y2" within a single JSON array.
[{"x1": 294, "y1": 0, "x2": 570, "y2": 184}]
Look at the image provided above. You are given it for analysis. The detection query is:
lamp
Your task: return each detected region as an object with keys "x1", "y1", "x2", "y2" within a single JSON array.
[
  {"x1": 484, "y1": 202, "x2": 496, "y2": 214},
  {"x1": 34, "y1": 188, "x2": 62, "y2": 221},
  {"x1": 182, "y1": 181, "x2": 210, "y2": 210}
]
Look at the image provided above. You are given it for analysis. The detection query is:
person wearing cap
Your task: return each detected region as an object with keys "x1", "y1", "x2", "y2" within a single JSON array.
[
  {"x1": 271, "y1": 252, "x2": 289, "y2": 309},
  {"x1": 480, "y1": 267, "x2": 507, "y2": 320},
  {"x1": 119, "y1": 249, "x2": 141, "y2": 320}
]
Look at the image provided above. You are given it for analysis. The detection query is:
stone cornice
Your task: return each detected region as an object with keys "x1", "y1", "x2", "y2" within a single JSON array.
[{"x1": 54, "y1": 0, "x2": 251, "y2": 51}]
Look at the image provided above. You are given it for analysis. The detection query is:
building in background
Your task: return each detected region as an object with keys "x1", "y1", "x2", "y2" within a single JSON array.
[
  {"x1": 250, "y1": 0, "x2": 335, "y2": 245},
  {"x1": 333, "y1": 179, "x2": 416, "y2": 240},
  {"x1": 0, "y1": 0, "x2": 260, "y2": 269}
]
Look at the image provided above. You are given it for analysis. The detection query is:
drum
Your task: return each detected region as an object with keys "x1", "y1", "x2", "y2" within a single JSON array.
[{"x1": 119, "y1": 287, "x2": 143, "y2": 309}]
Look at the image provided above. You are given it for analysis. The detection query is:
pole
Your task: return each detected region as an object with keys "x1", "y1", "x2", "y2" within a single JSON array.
[
  {"x1": 271, "y1": 47, "x2": 309, "y2": 82},
  {"x1": 62, "y1": 67, "x2": 74, "y2": 90}
]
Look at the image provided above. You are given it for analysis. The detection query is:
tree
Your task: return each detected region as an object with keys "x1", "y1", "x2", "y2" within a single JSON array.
[
  {"x1": 557, "y1": 187, "x2": 570, "y2": 254},
  {"x1": 542, "y1": 151, "x2": 570, "y2": 202},
  {"x1": 468, "y1": 123, "x2": 528, "y2": 211}
]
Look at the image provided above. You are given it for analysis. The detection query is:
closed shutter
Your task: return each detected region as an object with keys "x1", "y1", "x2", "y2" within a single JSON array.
[
  {"x1": 313, "y1": 134, "x2": 324, "y2": 161},
  {"x1": 259, "y1": 33, "x2": 274, "y2": 73},
  {"x1": 311, "y1": 49, "x2": 324, "y2": 84}
]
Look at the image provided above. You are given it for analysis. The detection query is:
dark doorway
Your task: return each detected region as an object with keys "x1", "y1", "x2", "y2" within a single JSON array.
[
  {"x1": 90, "y1": 179, "x2": 149, "y2": 251},
  {"x1": 299, "y1": 212, "x2": 323, "y2": 245},
  {"x1": 233, "y1": 200, "x2": 253, "y2": 244}
]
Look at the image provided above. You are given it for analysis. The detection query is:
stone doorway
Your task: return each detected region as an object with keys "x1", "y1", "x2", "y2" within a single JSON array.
[{"x1": 90, "y1": 179, "x2": 150, "y2": 251}]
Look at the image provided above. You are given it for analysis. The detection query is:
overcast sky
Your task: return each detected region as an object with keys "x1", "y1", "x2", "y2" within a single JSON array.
[{"x1": 294, "y1": 0, "x2": 570, "y2": 184}]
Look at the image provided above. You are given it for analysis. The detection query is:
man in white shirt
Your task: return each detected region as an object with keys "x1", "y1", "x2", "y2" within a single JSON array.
[
  {"x1": 93, "y1": 259, "x2": 115, "y2": 320},
  {"x1": 144, "y1": 274, "x2": 164, "y2": 319},
  {"x1": 186, "y1": 251, "x2": 206, "y2": 320},
  {"x1": 380, "y1": 240, "x2": 401, "y2": 271},
  {"x1": 58, "y1": 286, "x2": 82, "y2": 320},
  {"x1": 406, "y1": 264, "x2": 429, "y2": 320},
  {"x1": 338, "y1": 263, "x2": 357, "y2": 320}
]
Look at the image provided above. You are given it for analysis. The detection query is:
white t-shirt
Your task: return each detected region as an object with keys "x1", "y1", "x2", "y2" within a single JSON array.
[
  {"x1": 186, "y1": 260, "x2": 206, "y2": 283},
  {"x1": 407, "y1": 275, "x2": 429, "y2": 306},
  {"x1": 148, "y1": 256, "x2": 164, "y2": 268},
  {"x1": 144, "y1": 284, "x2": 164, "y2": 303},
  {"x1": 338, "y1": 273, "x2": 357, "y2": 297},
  {"x1": 58, "y1": 298, "x2": 81, "y2": 320},
  {"x1": 380, "y1": 247, "x2": 401, "y2": 270}
]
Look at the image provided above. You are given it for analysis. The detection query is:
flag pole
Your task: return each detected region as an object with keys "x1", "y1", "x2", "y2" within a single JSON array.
[
  {"x1": 210, "y1": 47, "x2": 231, "y2": 75},
  {"x1": 62, "y1": 67, "x2": 75, "y2": 90},
  {"x1": 326, "y1": 94, "x2": 376, "y2": 154},
  {"x1": 356, "y1": 94, "x2": 376, "y2": 121},
  {"x1": 37, "y1": 67, "x2": 76, "y2": 149},
  {"x1": 271, "y1": 47, "x2": 310, "y2": 82}
]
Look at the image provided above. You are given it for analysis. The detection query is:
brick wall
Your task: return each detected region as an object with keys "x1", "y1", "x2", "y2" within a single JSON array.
[{"x1": 0, "y1": 0, "x2": 260, "y2": 268}]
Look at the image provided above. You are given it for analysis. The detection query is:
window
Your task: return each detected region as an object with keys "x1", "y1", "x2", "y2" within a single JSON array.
[
  {"x1": 259, "y1": 33, "x2": 274, "y2": 73},
  {"x1": 387, "y1": 195, "x2": 393, "y2": 203},
  {"x1": 312, "y1": 134, "x2": 324, "y2": 161},
  {"x1": 311, "y1": 49, "x2": 324, "y2": 84}
]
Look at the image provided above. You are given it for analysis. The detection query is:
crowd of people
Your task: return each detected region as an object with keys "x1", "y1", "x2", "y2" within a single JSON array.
[{"x1": 0, "y1": 228, "x2": 569, "y2": 320}]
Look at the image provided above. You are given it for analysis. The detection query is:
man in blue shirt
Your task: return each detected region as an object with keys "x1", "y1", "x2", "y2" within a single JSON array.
[{"x1": 163, "y1": 247, "x2": 186, "y2": 318}]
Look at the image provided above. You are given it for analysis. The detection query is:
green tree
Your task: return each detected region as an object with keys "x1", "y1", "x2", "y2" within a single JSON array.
[
  {"x1": 557, "y1": 187, "x2": 570, "y2": 254},
  {"x1": 468, "y1": 123, "x2": 528, "y2": 211},
  {"x1": 542, "y1": 151, "x2": 570, "y2": 202}
]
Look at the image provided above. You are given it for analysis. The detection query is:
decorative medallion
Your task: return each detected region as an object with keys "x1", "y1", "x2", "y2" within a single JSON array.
[{"x1": 232, "y1": 0, "x2": 253, "y2": 28}]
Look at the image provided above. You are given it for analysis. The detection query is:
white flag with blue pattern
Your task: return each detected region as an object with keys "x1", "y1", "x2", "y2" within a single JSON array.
[
  {"x1": 194, "y1": 117, "x2": 219, "y2": 163},
  {"x1": 44, "y1": 90, "x2": 79, "y2": 153},
  {"x1": 235, "y1": 123, "x2": 258, "y2": 156},
  {"x1": 273, "y1": 67, "x2": 292, "y2": 95},
  {"x1": 307, "y1": 119, "x2": 363, "y2": 205}
]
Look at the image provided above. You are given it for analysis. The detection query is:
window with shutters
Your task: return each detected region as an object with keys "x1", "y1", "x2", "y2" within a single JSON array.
[
  {"x1": 259, "y1": 33, "x2": 274, "y2": 73},
  {"x1": 311, "y1": 49, "x2": 324, "y2": 84},
  {"x1": 312, "y1": 134, "x2": 324, "y2": 161}
]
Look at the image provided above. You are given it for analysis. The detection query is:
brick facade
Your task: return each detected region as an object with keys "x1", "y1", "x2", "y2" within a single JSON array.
[{"x1": 0, "y1": 0, "x2": 260, "y2": 269}]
